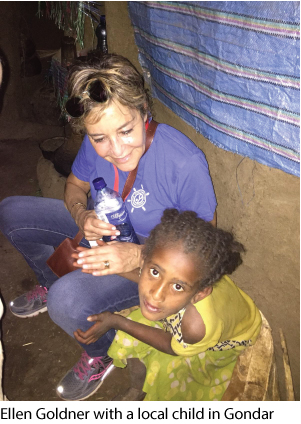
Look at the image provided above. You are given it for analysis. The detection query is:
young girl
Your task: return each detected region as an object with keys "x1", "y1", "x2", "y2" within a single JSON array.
[{"x1": 76, "y1": 209, "x2": 262, "y2": 401}]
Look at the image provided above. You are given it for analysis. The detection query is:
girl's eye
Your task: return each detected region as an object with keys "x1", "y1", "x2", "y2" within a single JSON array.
[
  {"x1": 150, "y1": 268, "x2": 160, "y2": 278},
  {"x1": 173, "y1": 283, "x2": 184, "y2": 292}
]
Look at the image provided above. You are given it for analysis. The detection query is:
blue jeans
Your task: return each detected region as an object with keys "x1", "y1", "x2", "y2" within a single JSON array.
[{"x1": 0, "y1": 196, "x2": 139, "y2": 357}]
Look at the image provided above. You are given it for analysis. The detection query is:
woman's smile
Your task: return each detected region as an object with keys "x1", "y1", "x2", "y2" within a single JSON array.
[{"x1": 112, "y1": 153, "x2": 132, "y2": 164}]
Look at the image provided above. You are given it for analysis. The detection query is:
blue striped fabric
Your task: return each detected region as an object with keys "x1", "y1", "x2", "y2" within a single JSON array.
[{"x1": 128, "y1": 1, "x2": 300, "y2": 176}]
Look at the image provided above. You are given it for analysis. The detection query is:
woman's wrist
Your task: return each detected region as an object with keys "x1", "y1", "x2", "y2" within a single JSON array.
[
  {"x1": 136, "y1": 244, "x2": 144, "y2": 269},
  {"x1": 126, "y1": 244, "x2": 144, "y2": 275},
  {"x1": 71, "y1": 203, "x2": 87, "y2": 226},
  {"x1": 70, "y1": 202, "x2": 87, "y2": 214}
]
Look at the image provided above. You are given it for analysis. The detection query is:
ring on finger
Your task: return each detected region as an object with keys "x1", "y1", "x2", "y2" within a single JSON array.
[{"x1": 104, "y1": 260, "x2": 110, "y2": 269}]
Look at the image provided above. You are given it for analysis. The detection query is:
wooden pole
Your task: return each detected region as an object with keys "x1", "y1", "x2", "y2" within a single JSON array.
[{"x1": 279, "y1": 328, "x2": 295, "y2": 401}]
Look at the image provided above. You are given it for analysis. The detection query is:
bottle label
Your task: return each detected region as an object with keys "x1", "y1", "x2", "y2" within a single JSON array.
[
  {"x1": 103, "y1": 206, "x2": 139, "y2": 244},
  {"x1": 110, "y1": 209, "x2": 127, "y2": 222}
]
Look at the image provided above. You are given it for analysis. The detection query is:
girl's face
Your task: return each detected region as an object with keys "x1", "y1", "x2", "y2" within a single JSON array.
[
  {"x1": 139, "y1": 243, "x2": 203, "y2": 321},
  {"x1": 85, "y1": 101, "x2": 147, "y2": 172}
]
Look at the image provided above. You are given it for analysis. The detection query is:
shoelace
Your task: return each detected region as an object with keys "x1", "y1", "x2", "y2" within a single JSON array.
[
  {"x1": 26, "y1": 285, "x2": 48, "y2": 301},
  {"x1": 73, "y1": 352, "x2": 113, "y2": 382}
]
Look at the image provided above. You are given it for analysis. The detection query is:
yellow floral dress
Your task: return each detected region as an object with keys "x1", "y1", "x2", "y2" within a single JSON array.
[{"x1": 108, "y1": 276, "x2": 262, "y2": 401}]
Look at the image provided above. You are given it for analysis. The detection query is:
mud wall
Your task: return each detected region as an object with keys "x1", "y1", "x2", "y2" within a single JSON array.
[
  {"x1": 105, "y1": 2, "x2": 300, "y2": 400},
  {"x1": 0, "y1": 2, "x2": 62, "y2": 130}
]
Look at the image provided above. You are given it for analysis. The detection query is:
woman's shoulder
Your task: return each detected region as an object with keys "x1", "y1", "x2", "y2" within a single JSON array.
[
  {"x1": 151, "y1": 123, "x2": 208, "y2": 170},
  {"x1": 155, "y1": 124, "x2": 203, "y2": 155}
]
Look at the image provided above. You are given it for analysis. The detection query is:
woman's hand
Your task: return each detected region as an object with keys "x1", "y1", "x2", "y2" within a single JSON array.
[
  {"x1": 72, "y1": 239, "x2": 143, "y2": 276},
  {"x1": 64, "y1": 172, "x2": 120, "y2": 241},
  {"x1": 74, "y1": 311, "x2": 114, "y2": 345},
  {"x1": 76, "y1": 209, "x2": 120, "y2": 241}
]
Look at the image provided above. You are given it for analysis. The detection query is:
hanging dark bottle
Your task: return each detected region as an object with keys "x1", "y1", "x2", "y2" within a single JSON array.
[{"x1": 96, "y1": 15, "x2": 108, "y2": 54}]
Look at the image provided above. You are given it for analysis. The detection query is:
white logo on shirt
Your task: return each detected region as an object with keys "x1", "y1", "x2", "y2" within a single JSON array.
[{"x1": 128, "y1": 185, "x2": 149, "y2": 213}]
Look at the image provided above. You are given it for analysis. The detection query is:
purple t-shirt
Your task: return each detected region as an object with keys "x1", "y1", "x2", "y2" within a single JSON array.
[{"x1": 72, "y1": 123, "x2": 217, "y2": 238}]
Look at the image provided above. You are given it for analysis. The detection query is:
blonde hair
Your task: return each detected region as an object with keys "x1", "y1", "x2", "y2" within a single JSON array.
[{"x1": 68, "y1": 54, "x2": 152, "y2": 132}]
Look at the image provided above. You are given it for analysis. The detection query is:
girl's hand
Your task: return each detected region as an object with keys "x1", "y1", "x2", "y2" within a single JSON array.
[
  {"x1": 76, "y1": 209, "x2": 120, "y2": 241},
  {"x1": 72, "y1": 239, "x2": 143, "y2": 276},
  {"x1": 73, "y1": 311, "x2": 114, "y2": 345}
]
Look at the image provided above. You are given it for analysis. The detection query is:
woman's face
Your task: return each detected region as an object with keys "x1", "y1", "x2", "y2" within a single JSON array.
[
  {"x1": 85, "y1": 101, "x2": 147, "y2": 172},
  {"x1": 139, "y1": 243, "x2": 202, "y2": 321}
]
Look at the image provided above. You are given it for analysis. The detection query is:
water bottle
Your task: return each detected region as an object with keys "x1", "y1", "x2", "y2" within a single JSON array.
[{"x1": 92, "y1": 177, "x2": 140, "y2": 244}]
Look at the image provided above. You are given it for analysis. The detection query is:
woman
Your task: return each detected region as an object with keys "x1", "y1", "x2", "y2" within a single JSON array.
[{"x1": 0, "y1": 54, "x2": 217, "y2": 401}]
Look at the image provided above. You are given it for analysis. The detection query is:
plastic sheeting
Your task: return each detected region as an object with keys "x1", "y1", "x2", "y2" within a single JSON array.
[{"x1": 128, "y1": 1, "x2": 300, "y2": 177}]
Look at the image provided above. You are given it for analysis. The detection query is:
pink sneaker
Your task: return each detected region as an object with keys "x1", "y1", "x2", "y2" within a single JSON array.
[
  {"x1": 56, "y1": 352, "x2": 114, "y2": 400},
  {"x1": 9, "y1": 285, "x2": 48, "y2": 318}
]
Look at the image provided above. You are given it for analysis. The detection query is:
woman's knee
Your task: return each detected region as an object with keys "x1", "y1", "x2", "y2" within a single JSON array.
[
  {"x1": 47, "y1": 276, "x2": 75, "y2": 318},
  {"x1": 47, "y1": 272, "x2": 94, "y2": 324},
  {"x1": 47, "y1": 272, "x2": 139, "y2": 327},
  {"x1": 0, "y1": 196, "x2": 43, "y2": 234},
  {"x1": 0, "y1": 197, "x2": 21, "y2": 232}
]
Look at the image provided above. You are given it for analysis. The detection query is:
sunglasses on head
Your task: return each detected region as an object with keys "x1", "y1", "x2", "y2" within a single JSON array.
[{"x1": 65, "y1": 80, "x2": 108, "y2": 118}]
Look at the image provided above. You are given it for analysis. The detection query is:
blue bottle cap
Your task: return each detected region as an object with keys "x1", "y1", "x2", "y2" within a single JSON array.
[{"x1": 93, "y1": 177, "x2": 107, "y2": 190}]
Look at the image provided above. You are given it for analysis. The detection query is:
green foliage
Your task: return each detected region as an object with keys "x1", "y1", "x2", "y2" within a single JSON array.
[{"x1": 38, "y1": 1, "x2": 94, "y2": 48}]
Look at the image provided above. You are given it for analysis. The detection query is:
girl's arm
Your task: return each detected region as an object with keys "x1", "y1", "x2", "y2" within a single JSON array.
[{"x1": 74, "y1": 311, "x2": 176, "y2": 356}]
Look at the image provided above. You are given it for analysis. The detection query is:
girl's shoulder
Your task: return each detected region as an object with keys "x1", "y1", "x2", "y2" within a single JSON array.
[{"x1": 181, "y1": 303, "x2": 206, "y2": 344}]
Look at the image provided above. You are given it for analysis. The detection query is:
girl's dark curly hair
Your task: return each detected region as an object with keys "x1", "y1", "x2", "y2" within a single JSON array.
[{"x1": 143, "y1": 209, "x2": 245, "y2": 290}]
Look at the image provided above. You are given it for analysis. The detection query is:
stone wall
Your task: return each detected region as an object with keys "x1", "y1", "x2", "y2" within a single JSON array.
[{"x1": 105, "y1": 2, "x2": 300, "y2": 400}]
